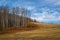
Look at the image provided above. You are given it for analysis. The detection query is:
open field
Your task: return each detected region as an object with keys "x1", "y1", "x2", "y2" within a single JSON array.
[{"x1": 0, "y1": 22, "x2": 60, "y2": 40}]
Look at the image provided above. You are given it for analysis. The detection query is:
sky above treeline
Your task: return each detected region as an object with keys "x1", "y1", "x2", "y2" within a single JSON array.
[{"x1": 0, "y1": 0, "x2": 60, "y2": 24}]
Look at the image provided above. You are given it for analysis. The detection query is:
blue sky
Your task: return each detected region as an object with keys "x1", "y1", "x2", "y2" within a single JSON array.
[{"x1": 0, "y1": 0, "x2": 60, "y2": 24}]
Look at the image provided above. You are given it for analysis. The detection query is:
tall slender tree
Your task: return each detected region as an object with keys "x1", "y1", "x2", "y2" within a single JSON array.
[
  {"x1": 4, "y1": 6, "x2": 9, "y2": 29},
  {"x1": 0, "y1": 6, "x2": 5, "y2": 31},
  {"x1": 15, "y1": 7, "x2": 20, "y2": 27}
]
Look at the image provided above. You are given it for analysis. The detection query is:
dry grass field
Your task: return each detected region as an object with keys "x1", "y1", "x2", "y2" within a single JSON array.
[{"x1": 0, "y1": 22, "x2": 60, "y2": 40}]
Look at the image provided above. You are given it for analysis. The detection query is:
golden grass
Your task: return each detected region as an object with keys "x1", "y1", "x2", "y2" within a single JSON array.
[{"x1": 0, "y1": 22, "x2": 60, "y2": 40}]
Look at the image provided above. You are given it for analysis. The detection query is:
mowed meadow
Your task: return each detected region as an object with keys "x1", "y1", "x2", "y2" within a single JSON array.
[{"x1": 0, "y1": 22, "x2": 60, "y2": 40}]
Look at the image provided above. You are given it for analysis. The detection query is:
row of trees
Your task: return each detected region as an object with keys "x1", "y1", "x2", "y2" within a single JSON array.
[{"x1": 0, "y1": 6, "x2": 31, "y2": 31}]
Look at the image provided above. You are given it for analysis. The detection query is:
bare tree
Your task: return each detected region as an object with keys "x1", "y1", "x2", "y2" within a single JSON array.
[
  {"x1": 15, "y1": 7, "x2": 20, "y2": 27},
  {"x1": 3, "y1": 6, "x2": 9, "y2": 29},
  {"x1": 0, "y1": 6, "x2": 31, "y2": 31},
  {"x1": 12, "y1": 7, "x2": 20, "y2": 27},
  {"x1": 12, "y1": 7, "x2": 16, "y2": 27},
  {"x1": 0, "y1": 6, "x2": 5, "y2": 31},
  {"x1": 21, "y1": 8, "x2": 30, "y2": 26}
]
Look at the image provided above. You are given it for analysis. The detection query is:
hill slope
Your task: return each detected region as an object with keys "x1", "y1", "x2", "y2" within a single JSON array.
[{"x1": 0, "y1": 22, "x2": 60, "y2": 40}]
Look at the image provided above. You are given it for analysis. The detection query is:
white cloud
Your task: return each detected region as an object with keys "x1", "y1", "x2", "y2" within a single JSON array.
[
  {"x1": 31, "y1": 8, "x2": 60, "y2": 22},
  {"x1": 26, "y1": 6, "x2": 35, "y2": 10},
  {"x1": 45, "y1": 0, "x2": 58, "y2": 3},
  {"x1": 45, "y1": 0, "x2": 60, "y2": 6},
  {"x1": 54, "y1": 1, "x2": 60, "y2": 5}
]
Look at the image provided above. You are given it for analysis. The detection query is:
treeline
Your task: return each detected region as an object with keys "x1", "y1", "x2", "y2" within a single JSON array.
[{"x1": 0, "y1": 6, "x2": 31, "y2": 31}]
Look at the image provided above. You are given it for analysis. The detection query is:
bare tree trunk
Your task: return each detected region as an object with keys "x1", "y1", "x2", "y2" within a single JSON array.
[
  {"x1": 21, "y1": 8, "x2": 29, "y2": 26},
  {"x1": 0, "y1": 13, "x2": 5, "y2": 31},
  {"x1": 12, "y1": 7, "x2": 16, "y2": 27},
  {"x1": 0, "y1": 7, "x2": 5, "y2": 31},
  {"x1": 2, "y1": 16, "x2": 5, "y2": 30},
  {"x1": 4, "y1": 6, "x2": 9, "y2": 29},
  {"x1": 21, "y1": 8, "x2": 25, "y2": 26},
  {"x1": 15, "y1": 7, "x2": 20, "y2": 27}
]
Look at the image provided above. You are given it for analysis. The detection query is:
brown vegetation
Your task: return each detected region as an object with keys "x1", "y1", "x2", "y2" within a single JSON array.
[
  {"x1": 0, "y1": 22, "x2": 38, "y2": 34},
  {"x1": 0, "y1": 22, "x2": 60, "y2": 40}
]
